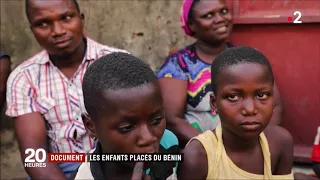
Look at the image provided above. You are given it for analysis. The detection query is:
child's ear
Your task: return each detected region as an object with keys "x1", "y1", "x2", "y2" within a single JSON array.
[
  {"x1": 210, "y1": 93, "x2": 218, "y2": 113},
  {"x1": 81, "y1": 113, "x2": 97, "y2": 140}
]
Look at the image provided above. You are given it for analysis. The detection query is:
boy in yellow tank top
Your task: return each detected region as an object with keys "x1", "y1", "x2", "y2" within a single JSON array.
[{"x1": 178, "y1": 46, "x2": 294, "y2": 180}]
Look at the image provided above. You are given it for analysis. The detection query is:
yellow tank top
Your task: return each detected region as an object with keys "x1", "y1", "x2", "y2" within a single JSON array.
[{"x1": 188, "y1": 124, "x2": 294, "y2": 180}]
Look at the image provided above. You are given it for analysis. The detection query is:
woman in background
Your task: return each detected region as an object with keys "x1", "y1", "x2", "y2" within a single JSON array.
[{"x1": 156, "y1": 0, "x2": 283, "y2": 146}]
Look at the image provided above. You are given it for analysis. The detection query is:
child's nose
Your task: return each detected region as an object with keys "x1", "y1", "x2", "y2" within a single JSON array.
[
  {"x1": 136, "y1": 125, "x2": 157, "y2": 147},
  {"x1": 241, "y1": 98, "x2": 258, "y2": 116}
]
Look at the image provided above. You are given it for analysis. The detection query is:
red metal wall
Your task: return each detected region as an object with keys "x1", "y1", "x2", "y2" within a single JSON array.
[
  {"x1": 230, "y1": 24, "x2": 320, "y2": 145},
  {"x1": 228, "y1": 0, "x2": 320, "y2": 161}
]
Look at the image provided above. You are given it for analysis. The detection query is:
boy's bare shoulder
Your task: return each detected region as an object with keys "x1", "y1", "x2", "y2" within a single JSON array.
[
  {"x1": 264, "y1": 125, "x2": 294, "y2": 174},
  {"x1": 264, "y1": 125, "x2": 293, "y2": 153},
  {"x1": 178, "y1": 139, "x2": 208, "y2": 180},
  {"x1": 264, "y1": 124, "x2": 293, "y2": 146},
  {"x1": 183, "y1": 139, "x2": 207, "y2": 161}
]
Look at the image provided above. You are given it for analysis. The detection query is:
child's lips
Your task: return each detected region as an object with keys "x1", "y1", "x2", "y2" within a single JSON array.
[
  {"x1": 240, "y1": 121, "x2": 261, "y2": 131},
  {"x1": 135, "y1": 150, "x2": 158, "y2": 154},
  {"x1": 139, "y1": 147, "x2": 159, "y2": 154},
  {"x1": 241, "y1": 124, "x2": 261, "y2": 131},
  {"x1": 144, "y1": 151, "x2": 158, "y2": 154}
]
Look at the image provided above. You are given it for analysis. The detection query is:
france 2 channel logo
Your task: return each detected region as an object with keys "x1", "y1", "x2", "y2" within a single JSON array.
[{"x1": 288, "y1": 11, "x2": 302, "y2": 24}]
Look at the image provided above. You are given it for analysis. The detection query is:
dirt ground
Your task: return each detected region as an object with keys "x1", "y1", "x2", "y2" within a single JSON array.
[{"x1": 1, "y1": 130, "x2": 27, "y2": 180}]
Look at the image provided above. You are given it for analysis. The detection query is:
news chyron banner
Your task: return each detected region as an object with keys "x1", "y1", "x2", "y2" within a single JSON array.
[
  {"x1": 24, "y1": 148, "x2": 183, "y2": 167},
  {"x1": 86, "y1": 153, "x2": 183, "y2": 162}
]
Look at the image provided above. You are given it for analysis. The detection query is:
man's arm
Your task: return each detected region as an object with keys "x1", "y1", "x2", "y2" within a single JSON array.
[
  {"x1": 270, "y1": 82, "x2": 284, "y2": 125},
  {"x1": 273, "y1": 126, "x2": 294, "y2": 175},
  {"x1": 6, "y1": 71, "x2": 66, "y2": 179},
  {"x1": 0, "y1": 56, "x2": 11, "y2": 111},
  {"x1": 15, "y1": 112, "x2": 67, "y2": 180}
]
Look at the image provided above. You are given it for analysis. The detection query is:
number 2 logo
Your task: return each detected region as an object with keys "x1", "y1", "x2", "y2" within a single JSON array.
[
  {"x1": 293, "y1": 11, "x2": 302, "y2": 24},
  {"x1": 25, "y1": 148, "x2": 46, "y2": 163}
]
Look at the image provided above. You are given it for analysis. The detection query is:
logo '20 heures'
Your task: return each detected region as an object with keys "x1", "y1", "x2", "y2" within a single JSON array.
[{"x1": 24, "y1": 148, "x2": 47, "y2": 167}]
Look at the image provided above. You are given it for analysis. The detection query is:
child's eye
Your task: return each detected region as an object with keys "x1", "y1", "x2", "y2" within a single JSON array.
[
  {"x1": 220, "y1": 8, "x2": 229, "y2": 15},
  {"x1": 257, "y1": 93, "x2": 269, "y2": 100},
  {"x1": 227, "y1": 94, "x2": 240, "y2": 102},
  {"x1": 118, "y1": 125, "x2": 135, "y2": 134},
  {"x1": 150, "y1": 117, "x2": 163, "y2": 125}
]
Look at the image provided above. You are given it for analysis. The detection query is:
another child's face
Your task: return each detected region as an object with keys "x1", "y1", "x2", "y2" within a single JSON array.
[
  {"x1": 95, "y1": 83, "x2": 166, "y2": 154},
  {"x1": 211, "y1": 63, "x2": 274, "y2": 139}
]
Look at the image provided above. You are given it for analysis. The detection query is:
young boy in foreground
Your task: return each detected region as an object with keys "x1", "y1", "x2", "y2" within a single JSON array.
[
  {"x1": 69, "y1": 52, "x2": 179, "y2": 180},
  {"x1": 178, "y1": 46, "x2": 294, "y2": 180}
]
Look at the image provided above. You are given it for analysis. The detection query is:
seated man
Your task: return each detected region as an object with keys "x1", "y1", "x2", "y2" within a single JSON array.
[{"x1": 6, "y1": 0, "x2": 127, "y2": 179}]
